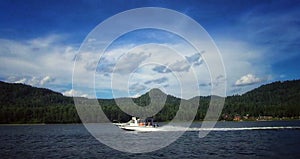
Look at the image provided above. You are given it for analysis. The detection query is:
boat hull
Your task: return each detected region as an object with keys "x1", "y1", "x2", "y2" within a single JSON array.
[{"x1": 119, "y1": 126, "x2": 159, "y2": 132}]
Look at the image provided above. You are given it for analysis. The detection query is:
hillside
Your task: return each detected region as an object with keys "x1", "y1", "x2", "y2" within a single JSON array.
[
  {"x1": 0, "y1": 80, "x2": 299, "y2": 123},
  {"x1": 0, "y1": 81, "x2": 73, "y2": 107},
  {"x1": 0, "y1": 81, "x2": 77, "y2": 123},
  {"x1": 222, "y1": 80, "x2": 300, "y2": 120}
]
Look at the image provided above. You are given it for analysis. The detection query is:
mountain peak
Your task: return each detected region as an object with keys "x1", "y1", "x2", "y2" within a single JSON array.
[
  {"x1": 134, "y1": 88, "x2": 168, "y2": 100},
  {"x1": 148, "y1": 88, "x2": 165, "y2": 94}
]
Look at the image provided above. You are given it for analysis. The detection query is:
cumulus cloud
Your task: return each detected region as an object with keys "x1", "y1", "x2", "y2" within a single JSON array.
[
  {"x1": 128, "y1": 77, "x2": 170, "y2": 98},
  {"x1": 235, "y1": 74, "x2": 262, "y2": 86},
  {"x1": 145, "y1": 77, "x2": 168, "y2": 84},
  {"x1": 151, "y1": 52, "x2": 203, "y2": 74},
  {"x1": 40, "y1": 76, "x2": 54, "y2": 85},
  {"x1": 185, "y1": 52, "x2": 204, "y2": 66},
  {"x1": 0, "y1": 30, "x2": 271, "y2": 98},
  {"x1": 95, "y1": 51, "x2": 152, "y2": 77},
  {"x1": 84, "y1": 60, "x2": 98, "y2": 71},
  {"x1": 7, "y1": 75, "x2": 55, "y2": 86},
  {"x1": 14, "y1": 78, "x2": 27, "y2": 84},
  {"x1": 114, "y1": 52, "x2": 151, "y2": 74},
  {"x1": 152, "y1": 59, "x2": 190, "y2": 73},
  {"x1": 169, "y1": 60, "x2": 190, "y2": 72},
  {"x1": 63, "y1": 89, "x2": 88, "y2": 98},
  {"x1": 152, "y1": 65, "x2": 171, "y2": 73},
  {"x1": 0, "y1": 35, "x2": 77, "y2": 93},
  {"x1": 129, "y1": 83, "x2": 147, "y2": 93},
  {"x1": 94, "y1": 42, "x2": 210, "y2": 98},
  {"x1": 169, "y1": 52, "x2": 204, "y2": 72},
  {"x1": 96, "y1": 57, "x2": 114, "y2": 76},
  {"x1": 95, "y1": 50, "x2": 152, "y2": 74}
]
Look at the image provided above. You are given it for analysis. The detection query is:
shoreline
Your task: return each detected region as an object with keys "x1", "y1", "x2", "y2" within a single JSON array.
[{"x1": 1, "y1": 119, "x2": 299, "y2": 125}]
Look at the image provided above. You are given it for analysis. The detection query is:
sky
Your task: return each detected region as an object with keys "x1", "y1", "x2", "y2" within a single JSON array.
[{"x1": 0, "y1": 0, "x2": 299, "y2": 99}]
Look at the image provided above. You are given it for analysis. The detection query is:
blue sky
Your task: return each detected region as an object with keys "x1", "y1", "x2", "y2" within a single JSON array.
[{"x1": 0, "y1": 0, "x2": 299, "y2": 99}]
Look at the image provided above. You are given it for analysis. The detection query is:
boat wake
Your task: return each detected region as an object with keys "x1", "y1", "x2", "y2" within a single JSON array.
[
  {"x1": 116, "y1": 117, "x2": 300, "y2": 132},
  {"x1": 156, "y1": 126, "x2": 300, "y2": 132}
]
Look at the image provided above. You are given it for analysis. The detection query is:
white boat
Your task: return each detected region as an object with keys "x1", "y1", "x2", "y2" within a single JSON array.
[{"x1": 117, "y1": 117, "x2": 159, "y2": 132}]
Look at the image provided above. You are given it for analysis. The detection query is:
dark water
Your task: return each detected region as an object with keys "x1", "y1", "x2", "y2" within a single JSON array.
[{"x1": 1, "y1": 121, "x2": 300, "y2": 158}]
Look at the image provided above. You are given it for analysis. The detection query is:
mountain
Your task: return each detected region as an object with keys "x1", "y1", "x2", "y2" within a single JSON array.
[
  {"x1": 0, "y1": 81, "x2": 77, "y2": 123},
  {"x1": 242, "y1": 80, "x2": 300, "y2": 106},
  {"x1": 0, "y1": 79, "x2": 300, "y2": 123},
  {"x1": 0, "y1": 81, "x2": 73, "y2": 107},
  {"x1": 222, "y1": 80, "x2": 300, "y2": 120}
]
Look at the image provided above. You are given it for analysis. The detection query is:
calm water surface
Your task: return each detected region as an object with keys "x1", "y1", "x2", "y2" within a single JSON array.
[{"x1": 1, "y1": 121, "x2": 300, "y2": 158}]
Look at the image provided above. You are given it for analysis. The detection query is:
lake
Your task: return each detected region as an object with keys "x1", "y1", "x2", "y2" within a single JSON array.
[{"x1": 1, "y1": 121, "x2": 300, "y2": 158}]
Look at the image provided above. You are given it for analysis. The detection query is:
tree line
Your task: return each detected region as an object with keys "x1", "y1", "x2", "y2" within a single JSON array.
[{"x1": 0, "y1": 80, "x2": 299, "y2": 124}]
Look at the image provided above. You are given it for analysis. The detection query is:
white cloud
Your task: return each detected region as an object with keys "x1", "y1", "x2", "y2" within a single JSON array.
[
  {"x1": 151, "y1": 52, "x2": 204, "y2": 74},
  {"x1": 0, "y1": 35, "x2": 76, "y2": 92},
  {"x1": 92, "y1": 38, "x2": 270, "y2": 98},
  {"x1": 63, "y1": 89, "x2": 88, "y2": 98},
  {"x1": 0, "y1": 29, "x2": 272, "y2": 98},
  {"x1": 7, "y1": 75, "x2": 55, "y2": 87},
  {"x1": 129, "y1": 83, "x2": 147, "y2": 94},
  {"x1": 215, "y1": 38, "x2": 271, "y2": 94},
  {"x1": 40, "y1": 76, "x2": 54, "y2": 85},
  {"x1": 14, "y1": 78, "x2": 27, "y2": 84},
  {"x1": 114, "y1": 52, "x2": 151, "y2": 74},
  {"x1": 145, "y1": 77, "x2": 168, "y2": 84},
  {"x1": 235, "y1": 74, "x2": 262, "y2": 86},
  {"x1": 169, "y1": 60, "x2": 191, "y2": 72},
  {"x1": 28, "y1": 34, "x2": 62, "y2": 48},
  {"x1": 93, "y1": 43, "x2": 203, "y2": 99},
  {"x1": 185, "y1": 52, "x2": 204, "y2": 66}
]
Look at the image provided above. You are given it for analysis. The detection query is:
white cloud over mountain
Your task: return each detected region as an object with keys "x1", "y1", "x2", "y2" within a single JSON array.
[
  {"x1": 0, "y1": 31, "x2": 271, "y2": 98},
  {"x1": 63, "y1": 89, "x2": 88, "y2": 98},
  {"x1": 235, "y1": 74, "x2": 262, "y2": 86},
  {"x1": 0, "y1": 35, "x2": 76, "y2": 92},
  {"x1": 7, "y1": 75, "x2": 55, "y2": 86}
]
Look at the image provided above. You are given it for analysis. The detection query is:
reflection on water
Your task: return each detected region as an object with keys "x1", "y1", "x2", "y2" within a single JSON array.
[{"x1": 0, "y1": 121, "x2": 300, "y2": 158}]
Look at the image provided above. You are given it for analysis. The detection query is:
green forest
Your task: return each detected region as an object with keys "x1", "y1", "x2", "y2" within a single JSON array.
[{"x1": 0, "y1": 79, "x2": 300, "y2": 124}]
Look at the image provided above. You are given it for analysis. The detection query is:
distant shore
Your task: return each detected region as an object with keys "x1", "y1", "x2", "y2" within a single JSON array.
[
  {"x1": 0, "y1": 123, "x2": 47, "y2": 126},
  {"x1": 1, "y1": 118, "x2": 299, "y2": 125}
]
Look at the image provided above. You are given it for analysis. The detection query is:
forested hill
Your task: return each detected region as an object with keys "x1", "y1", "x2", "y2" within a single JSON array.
[
  {"x1": 221, "y1": 80, "x2": 300, "y2": 120},
  {"x1": 0, "y1": 81, "x2": 74, "y2": 107},
  {"x1": 241, "y1": 80, "x2": 300, "y2": 105},
  {"x1": 0, "y1": 81, "x2": 77, "y2": 123},
  {"x1": 0, "y1": 79, "x2": 299, "y2": 123}
]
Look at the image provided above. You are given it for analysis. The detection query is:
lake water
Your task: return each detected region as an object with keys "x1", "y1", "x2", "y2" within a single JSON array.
[{"x1": 1, "y1": 121, "x2": 300, "y2": 158}]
